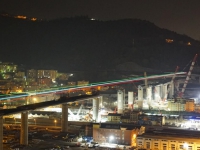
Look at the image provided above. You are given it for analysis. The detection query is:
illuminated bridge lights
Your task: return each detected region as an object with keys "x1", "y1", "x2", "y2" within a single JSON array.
[{"x1": 0, "y1": 72, "x2": 186, "y2": 101}]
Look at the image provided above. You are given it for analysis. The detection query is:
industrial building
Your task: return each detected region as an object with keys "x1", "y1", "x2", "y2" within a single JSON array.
[
  {"x1": 168, "y1": 98, "x2": 195, "y2": 112},
  {"x1": 93, "y1": 123, "x2": 145, "y2": 147},
  {"x1": 137, "y1": 129, "x2": 200, "y2": 150}
]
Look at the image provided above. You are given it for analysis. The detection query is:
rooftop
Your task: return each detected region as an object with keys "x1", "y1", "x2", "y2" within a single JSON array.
[
  {"x1": 98, "y1": 122, "x2": 142, "y2": 130},
  {"x1": 138, "y1": 128, "x2": 200, "y2": 141}
]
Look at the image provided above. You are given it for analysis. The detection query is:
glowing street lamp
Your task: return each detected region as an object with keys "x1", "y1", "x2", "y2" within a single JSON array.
[
  {"x1": 34, "y1": 119, "x2": 36, "y2": 125},
  {"x1": 184, "y1": 143, "x2": 188, "y2": 150},
  {"x1": 109, "y1": 135, "x2": 114, "y2": 143},
  {"x1": 33, "y1": 98, "x2": 37, "y2": 103},
  {"x1": 54, "y1": 120, "x2": 57, "y2": 127}
]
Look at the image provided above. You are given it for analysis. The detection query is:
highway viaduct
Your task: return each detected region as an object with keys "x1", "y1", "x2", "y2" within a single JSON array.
[
  {"x1": 0, "y1": 72, "x2": 187, "y2": 149},
  {"x1": 0, "y1": 94, "x2": 100, "y2": 150}
]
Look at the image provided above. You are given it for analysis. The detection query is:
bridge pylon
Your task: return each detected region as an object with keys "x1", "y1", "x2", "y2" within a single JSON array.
[
  {"x1": 0, "y1": 116, "x2": 3, "y2": 150},
  {"x1": 93, "y1": 98, "x2": 99, "y2": 122},
  {"x1": 20, "y1": 111, "x2": 28, "y2": 145},
  {"x1": 61, "y1": 103, "x2": 68, "y2": 132}
]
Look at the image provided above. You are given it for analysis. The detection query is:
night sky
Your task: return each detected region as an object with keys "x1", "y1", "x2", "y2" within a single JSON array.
[{"x1": 1, "y1": 0, "x2": 200, "y2": 40}]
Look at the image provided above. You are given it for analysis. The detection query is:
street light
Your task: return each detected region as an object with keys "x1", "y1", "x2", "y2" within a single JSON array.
[
  {"x1": 33, "y1": 98, "x2": 37, "y2": 103},
  {"x1": 34, "y1": 119, "x2": 36, "y2": 125},
  {"x1": 54, "y1": 120, "x2": 57, "y2": 127},
  {"x1": 109, "y1": 135, "x2": 114, "y2": 144},
  {"x1": 184, "y1": 143, "x2": 188, "y2": 150}
]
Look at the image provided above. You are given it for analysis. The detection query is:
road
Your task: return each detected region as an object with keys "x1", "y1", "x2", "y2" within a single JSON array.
[{"x1": 24, "y1": 139, "x2": 112, "y2": 150}]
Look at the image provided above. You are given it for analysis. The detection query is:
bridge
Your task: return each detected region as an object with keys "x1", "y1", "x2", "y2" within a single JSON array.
[
  {"x1": 0, "y1": 72, "x2": 187, "y2": 149},
  {"x1": 0, "y1": 72, "x2": 185, "y2": 101}
]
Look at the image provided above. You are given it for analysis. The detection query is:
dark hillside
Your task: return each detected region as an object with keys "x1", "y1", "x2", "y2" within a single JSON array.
[{"x1": 0, "y1": 14, "x2": 200, "y2": 74}]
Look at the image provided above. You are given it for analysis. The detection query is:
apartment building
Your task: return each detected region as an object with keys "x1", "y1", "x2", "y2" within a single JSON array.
[
  {"x1": 0, "y1": 62, "x2": 17, "y2": 73},
  {"x1": 37, "y1": 70, "x2": 57, "y2": 81}
]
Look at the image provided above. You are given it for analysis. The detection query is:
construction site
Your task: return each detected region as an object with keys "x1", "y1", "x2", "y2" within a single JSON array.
[
  {"x1": 5, "y1": 54, "x2": 200, "y2": 132},
  {"x1": 3, "y1": 54, "x2": 200, "y2": 150},
  {"x1": 6, "y1": 55, "x2": 196, "y2": 130}
]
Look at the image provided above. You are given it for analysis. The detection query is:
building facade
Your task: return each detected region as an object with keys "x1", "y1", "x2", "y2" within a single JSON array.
[
  {"x1": 93, "y1": 123, "x2": 143, "y2": 147},
  {"x1": 77, "y1": 80, "x2": 89, "y2": 86},
  {"x1": 185, "y1": 99, "x2": 195, "y2": 112},
  {"x1": 0, "y1": 62, "x2": 17, "y2": 73},
  {"x1": 107, "y1": 113, "x2": 121, "y2": 122},
  {"x1": 27, "y1": 69, "x2": 37, "y2": 79},
  {"x1": 168, "y1": 99, "x2": 195, "y2": 112},
  {"x1": 37, "y1": 70, "x2": 57, "y2": 81},
  {"x1": 137, "y1": 130, "x2": 200, "y2": 150},
  {"x1": 168, "y1": 100, "x2": 185, "y2": 111},
  {"x1": 37, "y1": 77, "x2": 52, "y2": 87}
]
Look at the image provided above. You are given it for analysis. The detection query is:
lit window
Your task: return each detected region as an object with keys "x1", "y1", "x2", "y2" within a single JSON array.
[{"x1": 165, "y1": 39, "x2": 173, "y2": 43}]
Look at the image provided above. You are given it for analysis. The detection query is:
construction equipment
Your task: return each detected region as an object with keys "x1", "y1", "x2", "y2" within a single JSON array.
[
  {"x1": 76, "y1": 104, "x2": 83, "y2": 119},
  {"x1": 179, "y1": 54, "x2": 198, "y2": 98},
  {"x1": 154, "y1": 87, "x2": 162, "y2": 102},
  {"x1": 83, "y1": 108, "x2": 93, "y2": 122}
]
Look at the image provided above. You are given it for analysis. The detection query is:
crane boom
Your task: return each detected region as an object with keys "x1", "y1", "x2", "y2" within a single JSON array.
[
  {"x1": 180, "y1": 54, "x2": 198, "y2": 97},
  {"x1": 163, "y1": 66, "x2": 179, "y2": 101}
]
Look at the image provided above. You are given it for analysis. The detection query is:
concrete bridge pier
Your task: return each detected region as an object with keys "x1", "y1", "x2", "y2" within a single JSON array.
[
  {"x1": 154, "y1": 85, "x2": 160, "y2": 101},
  {"x1": 138, "y1": 86, "x2": 143, "y2": 101},
  {"x1": 117, "y1": 89, "x2": 125, "y2": 114},
  {"x1": 99, "y1": 96, "x2": 103, "y2": 109},
  {"x1": 128, "y1": 91, "x2": 134, "y2": 110},
  {"x1": 146, "y1": 86, "x2": 152, "y2": 101},
  {"x1": 169, "y1": 82, "x2": 174, "y2": 98},
  {"x1": 20, "y1": 111, "x2": 28, "y2": 145},
  {"x1": 93, "y1": 98, "x2": 99, "y2": 122},
  {"x1": 61, "y1": 103, "x2": 68, "y2": 132},
  {"x1": 159, "y1": 84, "x2": 163, "y2": 99},
  {"x1": 0, "y1": 116, "x2": 3, "y2": 150},
  {"x1": 98, "y1": 96, "x2": 103, "y2": 121},
  {"x1": 163, "y1": 84, "x2": 168, "y2": 100}
]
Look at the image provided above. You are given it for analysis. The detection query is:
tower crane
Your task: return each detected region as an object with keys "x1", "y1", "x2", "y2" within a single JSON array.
[{"x1": 179, "y1": 54, "x2": 198, "y2": 98}]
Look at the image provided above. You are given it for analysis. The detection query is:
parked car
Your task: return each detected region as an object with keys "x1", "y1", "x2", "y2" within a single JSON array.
[{"x1": 91, "y1": 142, "x2": 99, "y2": 147}]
